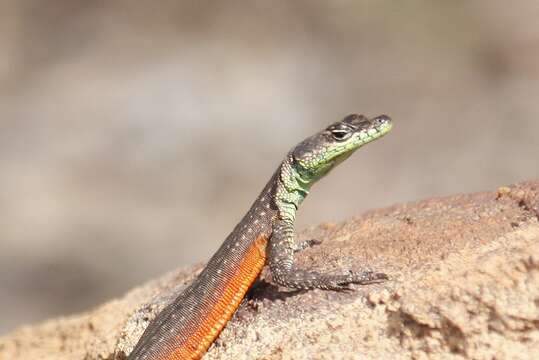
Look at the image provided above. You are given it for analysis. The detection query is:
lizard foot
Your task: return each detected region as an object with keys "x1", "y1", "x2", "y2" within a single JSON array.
[
  {"x1": 321, "y1": 270, "x2": 388, "y2": 291},
  {"x1": 293, "y1": 239, "x2": 323, "y2": 252}
]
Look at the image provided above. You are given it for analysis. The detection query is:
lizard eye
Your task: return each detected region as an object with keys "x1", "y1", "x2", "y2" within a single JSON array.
[{"x1": 331, "y1": 129, "x2": 352, "y2": 141}]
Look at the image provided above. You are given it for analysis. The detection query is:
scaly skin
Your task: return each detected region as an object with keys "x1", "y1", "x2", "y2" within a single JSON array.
[{"x1": 126, "y1": 114, "x2": 393, "y2": 360}]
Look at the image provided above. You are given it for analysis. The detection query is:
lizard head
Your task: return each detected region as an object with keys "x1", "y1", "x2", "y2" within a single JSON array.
[{"x1": 291, "y1": 114, "x2": 392, "y2": 186}]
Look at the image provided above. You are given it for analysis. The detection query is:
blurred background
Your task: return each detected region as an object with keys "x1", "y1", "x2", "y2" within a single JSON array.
[{"x1": 1, "y1": 0, "x2": 538, "y2": 335}]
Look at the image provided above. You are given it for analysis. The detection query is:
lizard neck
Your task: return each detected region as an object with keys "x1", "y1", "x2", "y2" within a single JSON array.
[{"x1": 274, "y1": 155, "x2": 310, "y2": 223}]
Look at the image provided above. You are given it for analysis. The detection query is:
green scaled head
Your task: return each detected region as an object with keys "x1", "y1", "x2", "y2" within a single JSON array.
[{"x1": 291, "y1": 114, "x2": 392, "y2": 186}]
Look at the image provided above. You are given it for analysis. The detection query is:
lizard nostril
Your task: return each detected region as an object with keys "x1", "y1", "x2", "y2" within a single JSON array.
[{"x1": 373, "y1": 114, "x2": 391, "y2": 125}]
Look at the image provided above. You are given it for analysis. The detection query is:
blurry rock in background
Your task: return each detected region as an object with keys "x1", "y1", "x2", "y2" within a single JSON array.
[{"x1": 1, "y1": 0, "x2": 538, "y2": 334}]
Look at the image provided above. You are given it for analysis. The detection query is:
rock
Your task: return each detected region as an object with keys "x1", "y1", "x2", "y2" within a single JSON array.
[{"x1": 1, "y1": 181, "x2": 538, "y2": 360}]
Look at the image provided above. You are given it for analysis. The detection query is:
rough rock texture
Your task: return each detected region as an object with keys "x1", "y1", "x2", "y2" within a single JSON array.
[{"x1": 1, "y1": 181, "x2": 538, "y2": 360}]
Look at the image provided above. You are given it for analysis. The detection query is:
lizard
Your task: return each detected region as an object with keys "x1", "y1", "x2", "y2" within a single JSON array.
[{"x1": 125, "y1": 114, "x2": 393, "y2": 360}]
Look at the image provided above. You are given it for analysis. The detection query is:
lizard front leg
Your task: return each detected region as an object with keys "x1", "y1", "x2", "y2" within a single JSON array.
[{"x1": 268, "y1": 219, "x2": 388, "y2": 290}]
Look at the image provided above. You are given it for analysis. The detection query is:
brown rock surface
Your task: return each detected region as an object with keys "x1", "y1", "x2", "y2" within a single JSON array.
[{"x1": 1, "y1": 181, "x2": 538, "y2": 360}]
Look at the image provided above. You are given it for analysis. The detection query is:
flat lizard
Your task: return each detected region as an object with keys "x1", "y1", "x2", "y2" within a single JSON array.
[{"x1": 126, "y1": 114, "x2": 393, "y2": 360}]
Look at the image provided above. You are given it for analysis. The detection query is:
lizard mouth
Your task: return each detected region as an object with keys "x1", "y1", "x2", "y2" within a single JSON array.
[{"x1": 356, "y1": 116, "x2": 392, "y2": 143}]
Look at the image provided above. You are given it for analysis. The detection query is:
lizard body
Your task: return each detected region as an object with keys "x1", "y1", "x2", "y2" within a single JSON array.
[{"x1": 126, "y1": 114, "x2": 392, "y2": 360}]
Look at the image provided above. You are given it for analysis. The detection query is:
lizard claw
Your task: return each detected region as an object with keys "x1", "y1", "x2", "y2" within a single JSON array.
[
  {"x1": 304, "y1": 239, "x2": 323, "y2": 247},
  {"x1": 320, "y1": 270, "x2": 388, "y2": 291},
  {"x1": 347, "y1": 270, "x2": 388, "y2": 285}
]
